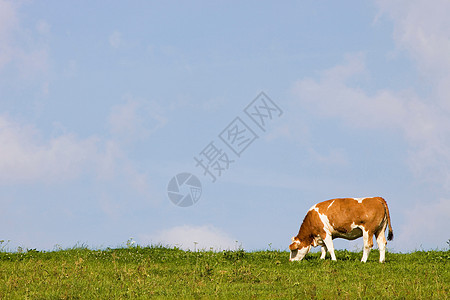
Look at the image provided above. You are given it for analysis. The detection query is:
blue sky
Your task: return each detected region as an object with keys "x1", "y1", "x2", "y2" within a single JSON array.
[{"x1": 1, "y1": 0, "x2": 449, "y2": 253}]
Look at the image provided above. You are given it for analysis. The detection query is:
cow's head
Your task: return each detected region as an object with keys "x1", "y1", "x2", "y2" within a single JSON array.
[{"x1": 289, "y1": 236, "x2": 311, "y2": 261}]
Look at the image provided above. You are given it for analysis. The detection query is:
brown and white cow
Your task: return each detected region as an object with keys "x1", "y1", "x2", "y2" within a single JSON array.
[{"x1": 289, "y1": 197, "x2": 393, "y2": 263}]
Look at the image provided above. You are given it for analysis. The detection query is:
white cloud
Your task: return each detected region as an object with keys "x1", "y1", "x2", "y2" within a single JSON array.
[
  {"x1": 0, "y1": 114, "x2": 101, "y2": 183},
  {"x1": 108, "y1": 95, "x2": 168, "y2": 143},
  {"x1": 141, "y1": 225, "x2": 239, "y2": 251},
  {"x1": 291, "y1": 52, "x2": 450, "y2": 190},
  {"x1": 109, "y1": 31, "x2": 123, "y2": 48},
  {"x1": 290, "y1": 1, "x2": 450, "y2": 183},
  {"x1": 376, "y1": 0, "x2": 450, "y2": 111},
  {"x1": 0, "y1": 0, "x2": 18, "y2": 69},
  {"x1": 36, "y1": 19, "x2": 50, "y2": 36},
  {"x1": 0, "y1": 113, "x2": 161, "y2": 211},
  {"x1": 0, "y1": 1, "x2": 50, "y2": 94},
  {"x1": 292, "y1": 54, "x2": 407, "y2": 130},
  {"x1": 63, "y1": 59, "x2": 78, "y2": 77},
  {"x1": 396, "y1": 198, "x2": 450, "y2": 250},
  {"x1": 373, "y1": 0, "x2": 450, "y2": 189},
  {"x1": 376, "y1": 0, "x2": 450, "y2": 74},
  {"x1": 16, "y1": 47, "x2": 49, "y2": 80}
]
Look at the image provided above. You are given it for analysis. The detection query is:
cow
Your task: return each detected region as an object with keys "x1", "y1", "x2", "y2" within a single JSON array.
[{"x1": 289, "y1": 197, "x2": 393, "y2": 263}]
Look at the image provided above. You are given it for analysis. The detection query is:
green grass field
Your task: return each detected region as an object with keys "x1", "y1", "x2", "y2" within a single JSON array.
[{"x1": 0, "y1": 245, "x2": 448, "y2": 299}]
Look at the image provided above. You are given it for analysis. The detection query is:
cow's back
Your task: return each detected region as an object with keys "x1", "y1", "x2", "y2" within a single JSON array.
[{"x1": 314, "y1": 197, "x2": 386, "y2": 234}]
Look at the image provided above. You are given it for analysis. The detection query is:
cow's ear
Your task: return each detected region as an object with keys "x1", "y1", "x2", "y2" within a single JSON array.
[{"x1": 291, "y1": 236, "x2": 296, "y2": 242}]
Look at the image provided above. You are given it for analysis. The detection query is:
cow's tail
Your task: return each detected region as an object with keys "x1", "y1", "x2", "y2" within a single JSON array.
[{"x1": 380, "y1": 197, "x2": 394, "y2": 241}]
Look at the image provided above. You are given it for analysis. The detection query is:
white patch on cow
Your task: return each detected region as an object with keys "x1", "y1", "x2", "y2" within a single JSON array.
[
  {"x1": 353, "y1": 198, "x2": 367, "y2": 203},
  {"x1": 376, "y1": 232, "x2": 386, "y2": 263},
  {"x1": 327, "y1": 200, "x2": 335, "y2": 209},
  {"x1": 308, "y1": 204, "x2": 317, "y2": 211},
  {"x1": 313, "y1": 208, "x2": 332, "y2": 234},
  {"x1": 320, "y1": 246, "x2": 327, "y2": 259},
  {"x1": 312, "y1": 208, "x2": 338, "y2": 260},
  {"x1": 323, "y1": 234, "x2": 337, "y2": 261},
  {"x1": 289, "y1": 245, "x2": 311, "y2": 261},
  {"x1": 361, "y1": 229, "x2": 371, "y2": 262}
]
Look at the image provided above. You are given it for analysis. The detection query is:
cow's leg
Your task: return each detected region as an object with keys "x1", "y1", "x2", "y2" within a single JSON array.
[
  {"x1": 361, "y1": 229, "x2": 373, "y2": 262},
  {"x1": 375, "y1": 229, "x2": 387, "y2": 263},
  {"x1": 320, "y1": 245, "x2": 327, "y2": 259},
  {"x1": 323, "y1": 235, "x2": 336, "y2": 261}
]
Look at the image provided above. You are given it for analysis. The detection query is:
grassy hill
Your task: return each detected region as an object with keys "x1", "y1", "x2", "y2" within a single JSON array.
[{"x1": 0, "y1": 245, "x2": 448, "y2": 299}]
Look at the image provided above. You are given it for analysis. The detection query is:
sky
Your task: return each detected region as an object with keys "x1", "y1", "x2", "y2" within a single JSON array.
[{"x1": 1, "y1": 0, "x2": 449, "y2": 253}]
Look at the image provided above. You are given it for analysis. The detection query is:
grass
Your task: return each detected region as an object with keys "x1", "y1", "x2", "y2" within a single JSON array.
[{"x1": 0, "y1": 245, "x2": 448, "y2": 299}]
